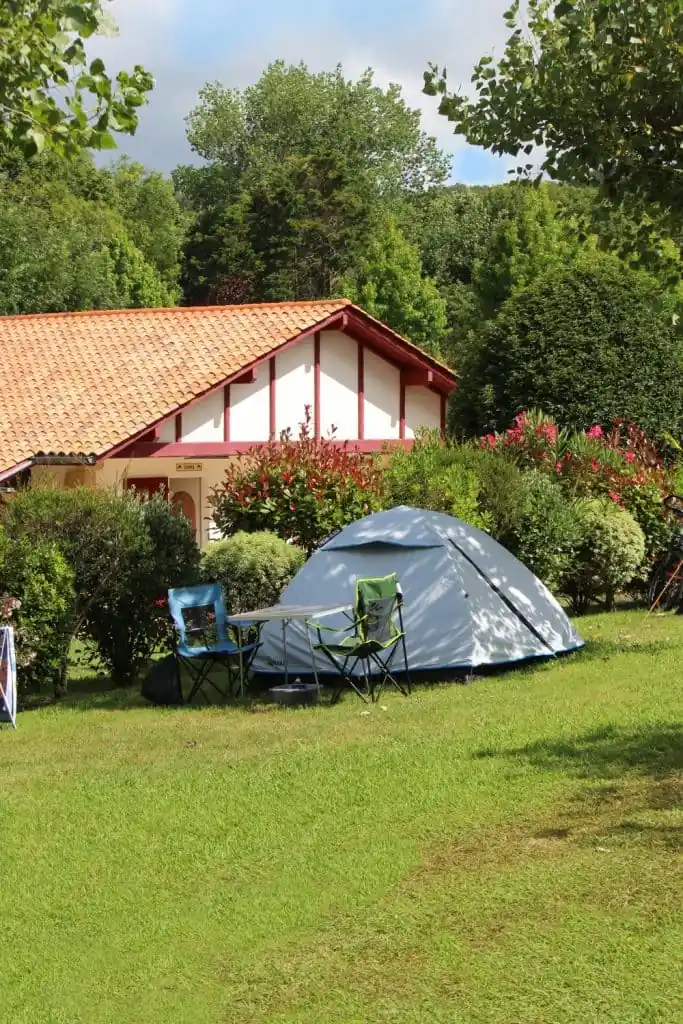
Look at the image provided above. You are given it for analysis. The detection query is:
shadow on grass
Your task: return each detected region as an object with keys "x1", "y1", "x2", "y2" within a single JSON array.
[{"x1": 476, "y1": 722, "x2": 683, "y2": 780}]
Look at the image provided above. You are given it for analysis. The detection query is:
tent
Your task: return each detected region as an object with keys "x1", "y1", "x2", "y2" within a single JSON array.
[{"x1": 254, "y1": 507, "x2": 583, "y2": 677}]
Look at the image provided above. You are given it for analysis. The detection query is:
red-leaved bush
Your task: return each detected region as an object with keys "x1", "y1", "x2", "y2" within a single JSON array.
[{"x1": 208, "y1": 408, "x2": 384, "y2": 553}]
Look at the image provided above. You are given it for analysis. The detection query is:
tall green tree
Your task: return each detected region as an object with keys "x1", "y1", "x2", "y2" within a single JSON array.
[
  {"x1": 176, "y1": 61, "x2": 450, "y2": 305},
  {"x1": 425, "y1": 0, "x2": 683, "y2": 235},
  {"x1": 0, "y1": 0, "x2": 152, "y2": 165},
  {"x1": 0, "y1": 174, "x2": 176, "y2": 314},
  {"x1": 339, "y1": 214, "x2": 448, "y2": 355},
  {"x1": 453, "y1": 253, "x2": 683, "y2": 437}
]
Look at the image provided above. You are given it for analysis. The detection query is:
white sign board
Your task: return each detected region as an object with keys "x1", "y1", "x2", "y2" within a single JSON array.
[{"x1": 0, "y1": 625, "x2": 17, "y2": 728}]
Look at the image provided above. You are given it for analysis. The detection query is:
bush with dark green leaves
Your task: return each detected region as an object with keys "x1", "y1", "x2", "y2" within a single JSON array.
[
  {"x1": 201, "y1": 532, "x2": 305, "y2": 614},
  {"x1": 2, "y1": 486, "x2": 200, "y2": 689},
  {"x1": 510, "y1": 471, "x2": 580, "y2": 592},
  {"x1": 559, "y1": 498, "x2": 645, "y2": 614},
  {"x1": 383, "y1": 432, "x2": 490, "y2": 531},
  {"x1": 0, "y1": 525, "x2": 75, "y2": 692},
  {"x1": 86, "y1": 492, "x2": 201, "y2": 683},
  {"x1": 453, "y1": 255, "x2": 683, "y2": 438}
]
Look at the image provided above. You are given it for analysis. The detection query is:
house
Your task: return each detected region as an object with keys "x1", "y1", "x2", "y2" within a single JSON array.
[{"x1": 0, "y1": 300, "x2": 457, "y2": 545}]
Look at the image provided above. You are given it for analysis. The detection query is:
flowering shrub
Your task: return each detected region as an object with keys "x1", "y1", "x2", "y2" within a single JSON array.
[{"x1": 209, "y1": 409, "x2": 384, "y2": 553}]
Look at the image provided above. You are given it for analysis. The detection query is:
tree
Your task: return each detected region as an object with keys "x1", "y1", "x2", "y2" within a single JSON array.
[
  {"x1": 0, "y1": 173, "x2": 177, "y2": 314},
  {"x1": 0, "y1": 0, "x2": 153, "y2": 164},
  {"x1": 176, "y1": 61, "x2": 450, "y2": 305},
  {"x1": 452, "y1": 253, "x2": 683, "y2": 438},
  {"x1": 403, "y1": 181, "x2": 584, "y2": 364},
  {"x1": 106, "y1": 159, "x2": 188, "y2": 292},
  {"x1": 339, "y1": 214, "x2": 448, "y2": 355},
  {"x1": 425, "y1": 0, "x2": 683, "y2": 232}
]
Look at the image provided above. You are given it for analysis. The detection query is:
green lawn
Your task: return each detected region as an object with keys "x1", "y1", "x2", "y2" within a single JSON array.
[{"x1": 1, "y1": 610, "x2": 682, "y2": 1024}]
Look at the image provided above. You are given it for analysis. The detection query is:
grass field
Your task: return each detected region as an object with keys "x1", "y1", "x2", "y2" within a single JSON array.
[{"x1": 1, "y1": 609, "x2": 682, "y2": 1024}]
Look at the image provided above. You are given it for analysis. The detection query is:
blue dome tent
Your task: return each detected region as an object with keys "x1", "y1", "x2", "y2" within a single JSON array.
[{"x1": 253, "y1": 507, "x2": 583, "y2": 678}]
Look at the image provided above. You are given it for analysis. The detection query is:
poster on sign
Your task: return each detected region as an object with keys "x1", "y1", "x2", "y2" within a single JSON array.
[{"x1": 0, "y1": 625, "x2": 17, "y2": 728}]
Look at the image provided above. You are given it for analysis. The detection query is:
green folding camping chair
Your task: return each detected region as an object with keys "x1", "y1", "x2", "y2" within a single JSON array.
[{"x1": 311, "y1": 574, "x2": 411, "y2": 703}]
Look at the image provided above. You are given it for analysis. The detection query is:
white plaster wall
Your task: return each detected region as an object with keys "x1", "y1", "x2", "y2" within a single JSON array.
[
  {"x1": 364, "y1": 348, "x2": 400, "y2": 440},
  {"x1": 158, "y1": 418, "x2": 176, "y2": 443},
  {"x1": 405, "y1": 387, "x2": 442, "y2": 439},
  {"x1": 276, "y1": 339, "x2": 314, "y2": 437},
  {"x1": 230, "y1": 371, "x2": 270, "y2": 442},
  {"x1": 319, "y1": 330, "x2": 358, "y2": 439},
  {"x1": 181, "y1": 390, "x2": 224, "y2": 442}
]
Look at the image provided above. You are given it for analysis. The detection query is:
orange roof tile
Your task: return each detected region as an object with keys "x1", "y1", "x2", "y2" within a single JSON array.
[{"x1": 0, "y1": 300, "x2": 349, "y2": 472}]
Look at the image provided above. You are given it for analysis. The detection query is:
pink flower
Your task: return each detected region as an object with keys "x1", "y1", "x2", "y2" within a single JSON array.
[
  {"x1": 608, "y1": 491, "x2": 622, "y2": 504},
  {"x1": 625, "y1": 452, "x2": 636, "y2": 463},
  {"x1": 591, "y1": 459, "x2": 599, "y2": 472},
  {"x1": 481, "y1": 433, "x2": 497, "y2": 449},
  {"x1": 555, "y1": 461, "x2": 563, "y2": 473},
  {"x1": 586, "y1": 424, "x2": 604, "y2": 439}
]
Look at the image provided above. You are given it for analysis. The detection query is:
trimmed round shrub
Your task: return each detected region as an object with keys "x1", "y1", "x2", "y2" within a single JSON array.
[
  {"x1": 560, "y1": 499, "x2": 646, "y2": 614},
  {"x1": 201, "y1": 532, "x2": 305, "y2": 613},
  {"x1": 510, "y1": 471, "x2": 580, "y2": 592},
  {"x1": 453, "y1": 254, "x2": 683, "y2": 437}
]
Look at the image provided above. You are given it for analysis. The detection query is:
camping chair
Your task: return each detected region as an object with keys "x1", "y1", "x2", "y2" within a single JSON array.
[
  {"x1": 168, "y1": 584, "x2": 260, "y2": 702},
  {"x1": 311, "y1": 574, "x2": 411, "y2": 704}
]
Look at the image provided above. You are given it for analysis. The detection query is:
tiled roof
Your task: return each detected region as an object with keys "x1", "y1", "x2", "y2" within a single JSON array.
[{"x1": 0, "y1": 300, "x2": 349, "y2": 472}]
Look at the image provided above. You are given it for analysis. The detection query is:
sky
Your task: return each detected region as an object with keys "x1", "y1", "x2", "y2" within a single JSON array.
[{"x1": 95, "y1": 0, "x2": 514, "y2": 184}]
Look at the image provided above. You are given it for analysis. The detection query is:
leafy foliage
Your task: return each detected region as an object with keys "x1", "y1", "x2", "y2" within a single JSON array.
[
  {"x1": 0, "y1": 0, "x2": 153, "y2": 165},
  {"x1": 86, "y1": 493, "x2": 201, "y2": 683},
  {"x1": 339, "y1": 214, "x2": 448, "y2": 355},
  {"x1": 511, "y1": 471, "x2": 580, "y2": 591},
  {"x1": 208, "y1": 410, "x2": 384, "y2": 554},
  {"x1": 453, "y1": 255, "x2": 683, "y2": 437},
  {"x1": 0, "y1": 169, "x2": 179, "y2": 313},
  {"x1": 2, "y1": 486, "x2": 200, "y2": 689},
  {"x1": 176, "y1": 61, "x2": 449, "y2": 305},
  {"x1": 425, "y1": 0, "x2": 683, "y2": 239},
  {"x1": 383, "y1": 432, "x2": 491, "y2": 531},
  {"x1": 201, "y1": 532, "x2": 305, "y2": 614},
  {"x1": 560, "y1": 498, "x2": 646, "y2": 613},
  {"x1": 0, "y1": 525, "x2": 75, "y2": 692}
]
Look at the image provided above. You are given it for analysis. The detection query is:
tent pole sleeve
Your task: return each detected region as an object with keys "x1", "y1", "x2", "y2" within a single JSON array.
[{"x1": 447, "y1": 540, "x2": 555, "y2": 654}]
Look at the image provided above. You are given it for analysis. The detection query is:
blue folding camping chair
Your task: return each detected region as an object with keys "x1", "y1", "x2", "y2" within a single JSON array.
[{"x1": 168, "y1": 584, "x2": 260, "y2": 702}]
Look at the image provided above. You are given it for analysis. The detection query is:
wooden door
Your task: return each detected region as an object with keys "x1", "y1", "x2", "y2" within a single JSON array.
[
  {"x1": 126, "y1": 477, "x2": 169, "y2": 499},
  {"x1": 171, "y1": 490, "x2": 197, "y2": 532}
]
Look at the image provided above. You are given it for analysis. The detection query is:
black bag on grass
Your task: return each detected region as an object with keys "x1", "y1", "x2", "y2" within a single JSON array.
[{"x1": 141, "y1": 654, "x2": 183, "y2": 706}]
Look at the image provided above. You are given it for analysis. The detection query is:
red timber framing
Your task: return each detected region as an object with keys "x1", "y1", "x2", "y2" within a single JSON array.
[
  {"x1": 102, "y1": 306, "x2": 456, "y2": 461},
  {"x1": 269, "y1": 357, "x2": 276, "y2": 439},
  {"x1": 357, "y1": 341, "x2": 365, "y2": 441},
  {"x1": 314, "y1": 332, "x2": 321, "y2": 438}
]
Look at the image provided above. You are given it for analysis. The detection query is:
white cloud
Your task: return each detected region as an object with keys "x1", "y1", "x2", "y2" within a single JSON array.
[{"x1": 94, "y1": 0, "x2": 513, "y2": 180}]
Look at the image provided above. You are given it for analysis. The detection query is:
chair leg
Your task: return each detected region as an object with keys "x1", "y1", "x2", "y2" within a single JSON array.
[{"x1": 320, "y1": 649, "x2": 370, "y2": 704}]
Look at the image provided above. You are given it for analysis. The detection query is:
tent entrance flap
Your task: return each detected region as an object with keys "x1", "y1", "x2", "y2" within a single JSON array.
[{"x1": 447, "y1": 539, "x2": 555, "y2": 654}]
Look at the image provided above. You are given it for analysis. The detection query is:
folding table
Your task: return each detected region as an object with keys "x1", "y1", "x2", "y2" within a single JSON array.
[{"x1": 227, "y1": 603, "x2": 351, "y2": 693}]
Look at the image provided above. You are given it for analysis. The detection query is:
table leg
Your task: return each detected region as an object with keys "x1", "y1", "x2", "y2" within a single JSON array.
[
  {"x1": 307, "y1": 623, "x2": 321, "y2": 699},
  {"x1": 282, "y1": 619, "x2": 289, "y2": 687}
]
